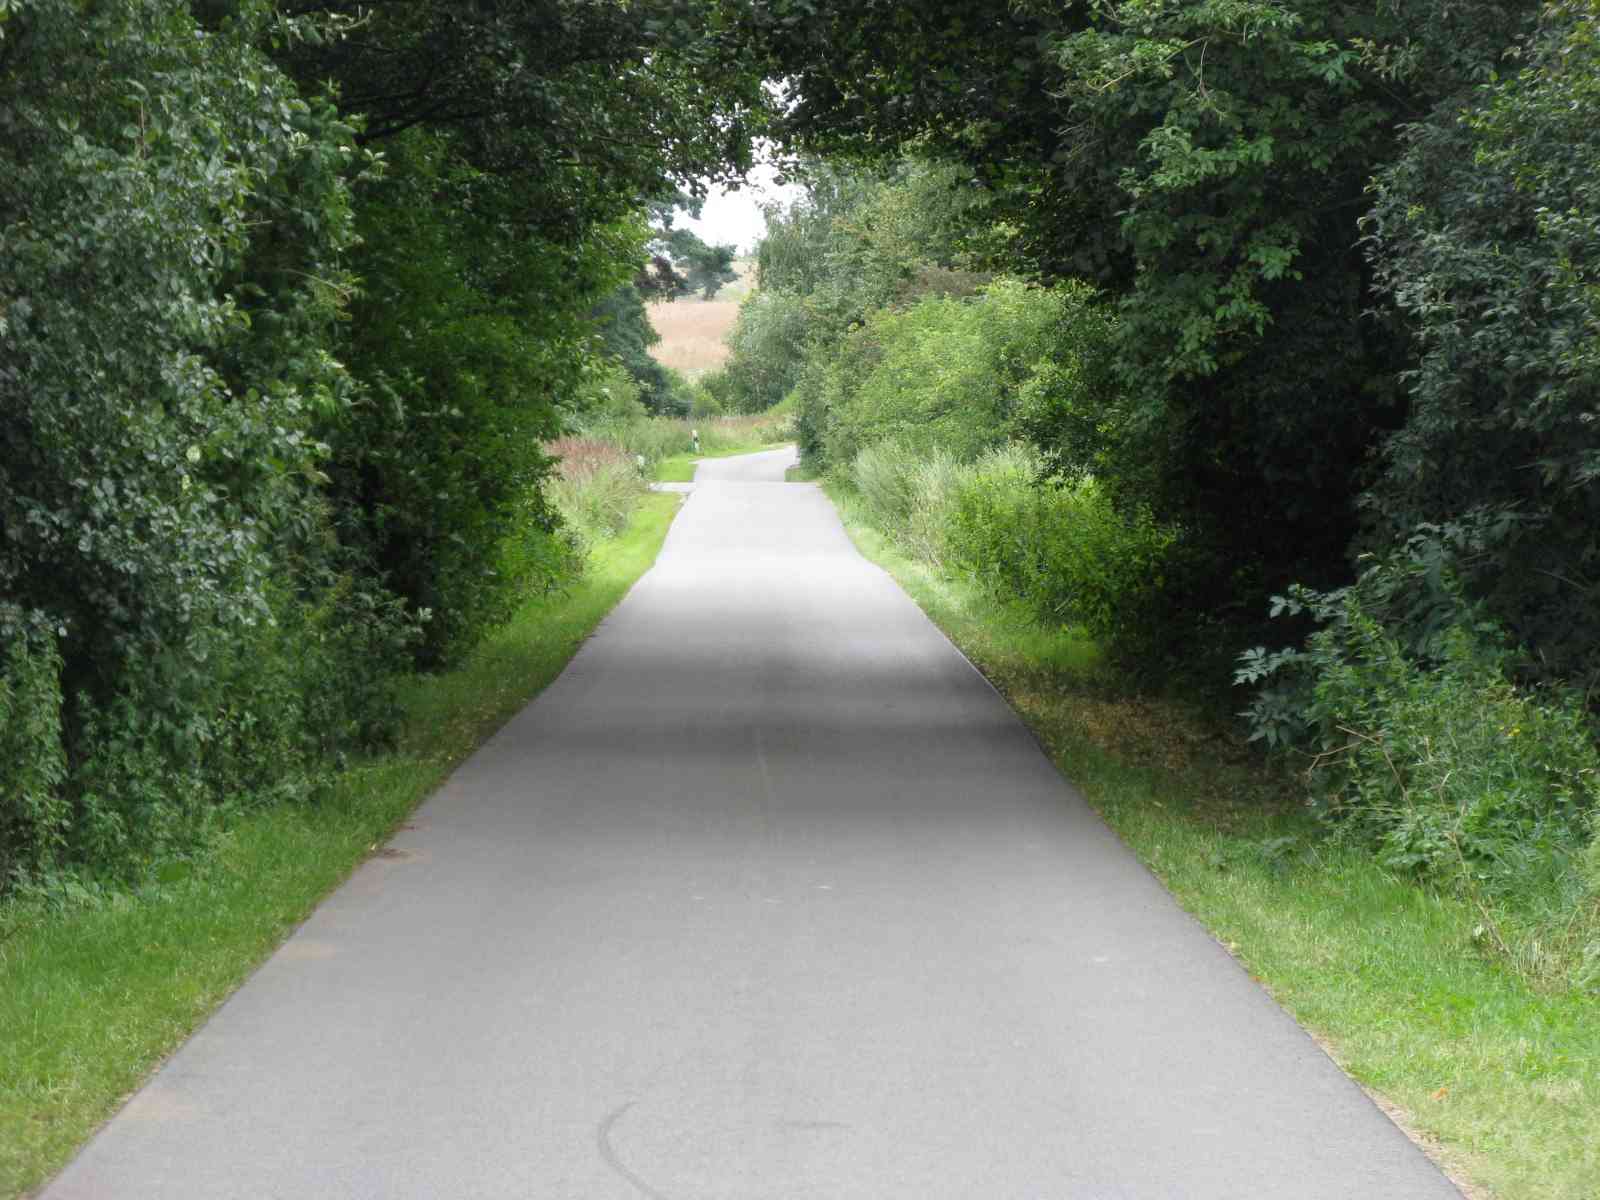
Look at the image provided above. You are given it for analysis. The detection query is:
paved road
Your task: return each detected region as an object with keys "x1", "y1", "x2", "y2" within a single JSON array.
[{"x1": 46, "y1": 447, "x2": 1460, "y2": 1199}]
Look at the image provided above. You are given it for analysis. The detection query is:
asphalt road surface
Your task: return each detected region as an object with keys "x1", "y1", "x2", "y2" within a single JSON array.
[{"x1": 45, "y1": 447, "x2": 1461, "y2": 1199}]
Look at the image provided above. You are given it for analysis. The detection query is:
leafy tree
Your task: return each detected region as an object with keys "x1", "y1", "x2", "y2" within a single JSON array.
[
  {"x1": 661, "y1": 227, "x2": 740, "y2": 300},
  {"x1": 1362, "y1": 0, "x2": 1600, "y2": 684},
  {"x1": 275, "y1": 1, "x2": 769, "y2": 658},
  {"x1": 711, "y1": 157, "x2": 999, "y2": 415},
  {"x1": 278, "y1": 0, "x2": 767, "y2": 206},
  {"x1": 706, "y1": 290, "x2": 814, "y2": 412},
  {"x1": 648, "y1": 197, "x2": 741, "y2": 299},
  {"x1": 590, "y1": 281, "x2": 694, "y2": 417},
  {"x1": 744, "y1": 0, "x2": 1540, "y2": 660},
  {"x1": 331, "y1": 133, "x2": 619, "y2": 665},
  {"x1": 0, "y1": 0, "x2": 393, "y2": 875}
]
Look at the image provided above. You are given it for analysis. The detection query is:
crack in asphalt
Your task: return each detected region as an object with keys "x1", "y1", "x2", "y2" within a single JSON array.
[{"x1": 597, "y1": 1102, "x2": 680, "y2": 1200}]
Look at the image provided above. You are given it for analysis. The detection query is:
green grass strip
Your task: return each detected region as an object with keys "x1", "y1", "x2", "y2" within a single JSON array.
[
  {"x1": 827, "y1": 481, "x2": 1598, "y2": 1200},
  {"x1": 0, "y1": 491, "x2": 682, "y2": 1199}
]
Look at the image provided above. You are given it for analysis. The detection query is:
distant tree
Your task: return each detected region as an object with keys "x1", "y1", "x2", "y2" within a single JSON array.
[
  {"x1": 646, "y1": 193, "x2": 740, "y2": 299},
  {"x1": 590, "y1": 283, "x2": 690, "y2": 417},
  {"x1": 664, "y1": 229, "x2": 740, "y2": 299}
]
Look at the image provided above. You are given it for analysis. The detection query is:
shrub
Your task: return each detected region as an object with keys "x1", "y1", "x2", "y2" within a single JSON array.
[
  {"x1": 798, "y1": 279, "x2": 1117, "y2": 476},
  {"x1": 0, "y1": 0, "x2": 411, "y2": 882},
  {"x1": 1238, "y1": 577, "x2": 1600, "y2": 905},
  {"x1": 582, "y1": 414, "x2": 692, "y2": 463},
  {"x1": 1362, "y1": 1, "x2": 1600, "y2": 687},
  {"x1": 572, "y1": 361, "x2": 651, "y2": 425},
  {"x1": 333, "y1": 130, "x2": 618, "y2": 668},
  {"x1": 847, "y1": 440, "x2": 1179, "y2": 661},
  {"x1": 941, "y1": 446, "x2": 1179, "y2": 659}
]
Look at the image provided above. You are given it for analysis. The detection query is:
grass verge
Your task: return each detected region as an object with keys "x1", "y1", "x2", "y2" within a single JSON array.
[
  {"x1": 0, "y1": 491, "x2": 682, "y2": 1200},
  {"x1": 827, "y1": 480, "x2": 1599, "y2": 1200}
]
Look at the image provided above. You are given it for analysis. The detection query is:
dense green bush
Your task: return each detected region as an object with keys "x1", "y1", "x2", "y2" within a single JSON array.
[
  {"x1": 801, "y1": 279, "x2": 1114, "y2": 473},
  {"x1": 750, "y1": 0, "x2": 1543, "y2": 681},
  {"x1": 945, "y1": 449, "x2": 1178, "y2": 661},
  {"x1": 0, "y1": 609, "x2": 68, "y2": 877},
  {"x1": 849, "y1": 442, "x2": 1178, "y2": 662},
  {"x1": 573, "y1": 361, "x2": 652, "y2": 426},
  {"x1": 1238, "y1": 573, "x2": 1600, "y2": 912},
  {"x1": 1361, "y1": 0, "x2": 1600, "y2": 686},
  {"x1": 332, "y1": 133, "x2": 625, "y2": 667},
  {"x1": 0, "y1": 0, "x2": 411, "y2": 882},
  {"x1": 758, "y1": 158, "x2": 998, "y2": 328}
]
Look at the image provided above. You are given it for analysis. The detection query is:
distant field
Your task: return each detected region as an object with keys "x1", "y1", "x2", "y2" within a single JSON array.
[{"x1": 647, "y1": 259, "x2": 754, "y2": 377}]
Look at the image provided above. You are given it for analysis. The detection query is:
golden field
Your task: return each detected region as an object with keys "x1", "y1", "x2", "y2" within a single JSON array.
[{"x1": 646, "y1": 259, "x2": 754, "y2": 377}]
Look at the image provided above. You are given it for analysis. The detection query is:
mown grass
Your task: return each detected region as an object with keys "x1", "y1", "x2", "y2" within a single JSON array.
[
  {"x1": 0, "y1": 491, "x2": 683, "y2": 1200},
  {"x1": 827, "y1": 481, "x2": 1599, "y2": 1200}
]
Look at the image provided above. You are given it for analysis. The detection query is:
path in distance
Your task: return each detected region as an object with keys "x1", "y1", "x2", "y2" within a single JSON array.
[{"x1": 45, "y1": 447, "x2": 1460, "y2": 1199}]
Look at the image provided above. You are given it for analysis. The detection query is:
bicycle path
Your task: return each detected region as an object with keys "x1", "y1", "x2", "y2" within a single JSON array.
[{"x1": 44, "y1": 446, "x2": 1460, "y2": 1199}]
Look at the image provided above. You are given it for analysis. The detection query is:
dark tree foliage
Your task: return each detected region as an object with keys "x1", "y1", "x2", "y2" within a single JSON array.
[
  {"x1": 742, "y1": 0, "x2": 1540, "y2": 658},
  {"x1": 647, "y1": 193, "x2": 741, "y2": 300},
  {"x1": 590, "y1": 283, "x2": 690, "y2": 417},
  {"x1": 331, "y1": 132, "x2": 616, "y2": 666},
  {"x1": 0, "y1": 0, "x2": 403, "y2": 876},
  {"x1": 266, "y1": 0, "x2": 766, "y2": 660},
  {"x1": 278, "y1": 0, "x2": 764, "y2": 201},
  {"x1": 0, "y1": 0, "x2": 770, "y2": 879},
  {"x1": 1363, "y1": 0, "x2": 1600, "y2": 684},
  {"x1": 662, "y1": 228, "x2": 739, "y2": 300}
]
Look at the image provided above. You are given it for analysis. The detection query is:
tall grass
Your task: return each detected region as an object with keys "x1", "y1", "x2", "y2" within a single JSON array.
[
  {"x1": 850, "y1": 439, "x2": 963, "y2": 564},
  {"x1": 581, "y1": 406, "x2": 795, "y2": 469},
  {"x1": 544, "y1": 437, "x2": 645, "y2": 544}
]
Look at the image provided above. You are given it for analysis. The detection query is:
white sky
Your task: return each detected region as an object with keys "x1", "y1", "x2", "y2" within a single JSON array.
[{"x1": 677, "y1": 161, "x2": 804, "y2": 256}]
